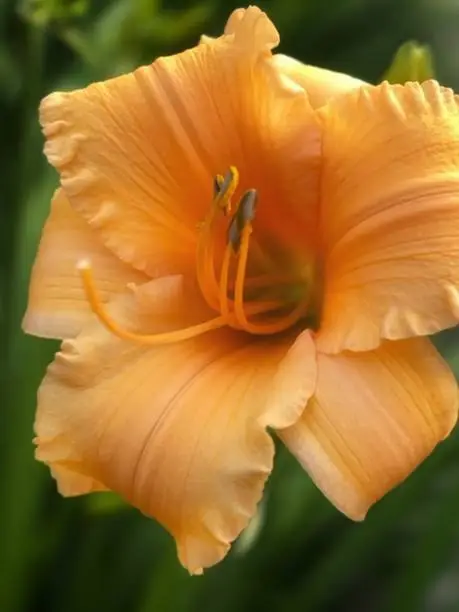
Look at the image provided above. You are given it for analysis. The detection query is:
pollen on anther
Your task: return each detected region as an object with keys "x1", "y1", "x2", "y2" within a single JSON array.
[{"x1": 213, "y1": 174, "x2": 224, "y2": 198}]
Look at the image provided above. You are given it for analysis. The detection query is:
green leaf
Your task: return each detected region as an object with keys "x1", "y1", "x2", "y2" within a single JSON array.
[
  {"x1": 86, "y1": 491, "x2": 128, "y2": 515},
  {"x1": 234, "y1": 503, "x2": 265, "y2": 556},
  {"x1": 382, "y1": 41, "x2": 435, "y2": 84},
  {"x1": 19, "y1": 0, "x2": 89, "y2": 27}
]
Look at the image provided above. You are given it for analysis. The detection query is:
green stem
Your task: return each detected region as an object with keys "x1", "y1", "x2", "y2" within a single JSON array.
[{"x1": 0, "y1": 19, "x2": 50, "y2": 612}]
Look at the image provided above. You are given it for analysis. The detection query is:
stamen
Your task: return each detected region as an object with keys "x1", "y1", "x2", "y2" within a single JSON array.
[
  {"x1": 197, "y1": 169, "x2": 308, "y2": 337},
  {"x1": 78, "y1": 261, "x2": 227, "y2": 345},
  {"x1": 238, "y1": 188, "x2": 258, "y2": 225},
  {"x1": 219, "y1": 244, "x2": 233, "y2": 319},
  {"x1": 196, "y1": 226, "x2": 219, "y2": 310},
  {"x1": 227, "y1": 189, "x2": 258, "y2": 254},
  {"x1": 227, "y1": 216, "x2": 242, "y2": 255},
  {"x1": 78, "y1": 261, "x2": 286, "y2": 345},
  {"x1": 214, "y1": 166, "x2": 239, "y2": 215},
  {"x1": 218, "y1": 237, "x2": 289, "y2": 329},
  {"x1": 234, "y1": 227, "x2": 308, "y2": 335},
  {"x1": 219, "y1": 189, "x2": 260, "y2": 321},
  {"x1": 196, "y1": 166, "x2": 240, "y2": 309},
  {"x1": 213, "y1": 174, "x2": 224, "y2": 199}
]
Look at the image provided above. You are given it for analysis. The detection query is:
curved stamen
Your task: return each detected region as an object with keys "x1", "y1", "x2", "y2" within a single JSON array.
[
  {"x1": 219, "y1": 188, "x2": 260, "y2": 323},
  {"x1": 79, "y1": 261, "x2": 286, "y2": 345},
  {"x1": 214, "y1": 166, "x2": 239, "y2": 215},
  {"x1": 79, "y1": 261, "x2": 228, "y2": 344},
  {"x1": 234, "y1": 226, "x2": 308, "y2": 335},
  {"x1": 196, "y1": 220, "x2": 219, "y2": 309},
  {"x1": 213, "y1": 174, "x2": 224, "y2": 199},
  {"x1": 196, "y1": 166, "x2": 240, "y2": 309},
  {"x1": 219, "y1": 243, "x2": 233, "y2": 319},
  {"x1": 80, "y1": 166, "x2": 309, "y2": 344},
  {"x1": 218, "y1": 242, "x2": 292, "y2": 331}
]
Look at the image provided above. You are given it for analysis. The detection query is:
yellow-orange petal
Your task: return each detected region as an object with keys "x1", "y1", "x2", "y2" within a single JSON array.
[
  {"x1": 317, "y1": 80, "x2": 459, "y2": 353},
  {"x1": 50, "y1": 464, "x2": 107, "y2": 496},
  {"x1": 272, "y1": 54, "x2": 365, "y2": 108},
  {"x1": 35, "y1": 275, "x2": 316, "y2": 574},
  {"x1": 22, "y1": 189, "x2": 147, "y2": 339},
  {"x1": 278, "y1": 337, "x2": 458, "y2": 520},
  {"x1": 40, "y1": 7, "x2": 320, "y2": 277}
]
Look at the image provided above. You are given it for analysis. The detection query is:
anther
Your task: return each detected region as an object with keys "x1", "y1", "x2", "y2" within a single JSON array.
[
  {"x1": 196, "y1": 166, "x2": 240, "y2": 309},
  {"x1": 213, "y1": 174, "x2": 224, "y2": 199},
  {"x1": 214, "y1": 166, "x2": 239, "y2": 215},
  {"x1": 227, "y1": 189, "x2": 258, "y2": 254},
  {"x1": 227, "y1": 216, "x2": 242, "y2": 253},
  {"x1": 239, "y1": 189, "x2": 258, "y2": 225}
]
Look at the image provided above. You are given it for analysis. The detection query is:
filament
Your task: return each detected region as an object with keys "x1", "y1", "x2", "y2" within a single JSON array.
[
  {"x1": 233, "y1": 227, "x2": 308, "y2": 335},
  {"x1": 79, "y1": 261, "x2": 287, "y2": 344},
  {"x1": 79, "y1": 261, "x2": 227, "y2": 345}
]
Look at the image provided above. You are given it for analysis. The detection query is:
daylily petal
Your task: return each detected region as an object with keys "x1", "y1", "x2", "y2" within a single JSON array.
[
  {"x1": 35, "y1": 276, "x2": 316, "y2": 573},
  {"x1": 50, "y1": 464, "x2": 108, "y2": 496},
  {"x1": 23, "y1": 189, "x2": 147, "y2": 339},
  {"x1": 318, "y1": 80, "x2": 459, "y2": 352},
  {"x1": 40, "y1": 7, "x2": 320, "y2": 277},
  {"x1": 272, "y1": 54, "x2": 365, "y2": 108},
  {"x1": 279, "y1": 337, "x2": 458, "y2": 520}
]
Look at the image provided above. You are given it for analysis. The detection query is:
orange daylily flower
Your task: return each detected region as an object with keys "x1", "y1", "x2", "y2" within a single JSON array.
[{"x1": 24, "y1": 6, "x2": 459, "y2": 574}]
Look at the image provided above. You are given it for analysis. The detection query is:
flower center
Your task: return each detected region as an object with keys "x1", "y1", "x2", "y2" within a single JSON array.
[
  {"x1": 196, "y1": 167, "x2": 312, "y2": 335},
  {"x1": 79, "y1": 167, "x2": 317, "y2": 345}
]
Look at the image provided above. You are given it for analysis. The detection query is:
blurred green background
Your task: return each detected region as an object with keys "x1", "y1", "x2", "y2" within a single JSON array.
[{"x1": 3, "y1": 0, "x2": 459, "y2": 610}]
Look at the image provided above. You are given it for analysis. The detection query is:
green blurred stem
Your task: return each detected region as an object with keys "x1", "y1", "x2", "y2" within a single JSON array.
[
  {"x1": 59, "y1": 27, "x2": 96, "y2": 69},
  {"x1": 3, "y1": 17, "x2": 46, "y2": 332},
  {"x1": 0, "y1": 19, "x2": 49, "y2": 612},
  {"x1": 385, "y1": 475, "x2": 459, "y2": 612},
  {"x1": 19, "y1": 23, "x2": 47, "y2": 196},
  {"x1": 139, "y1": 543, "x2": 200, "y2": 612}
]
